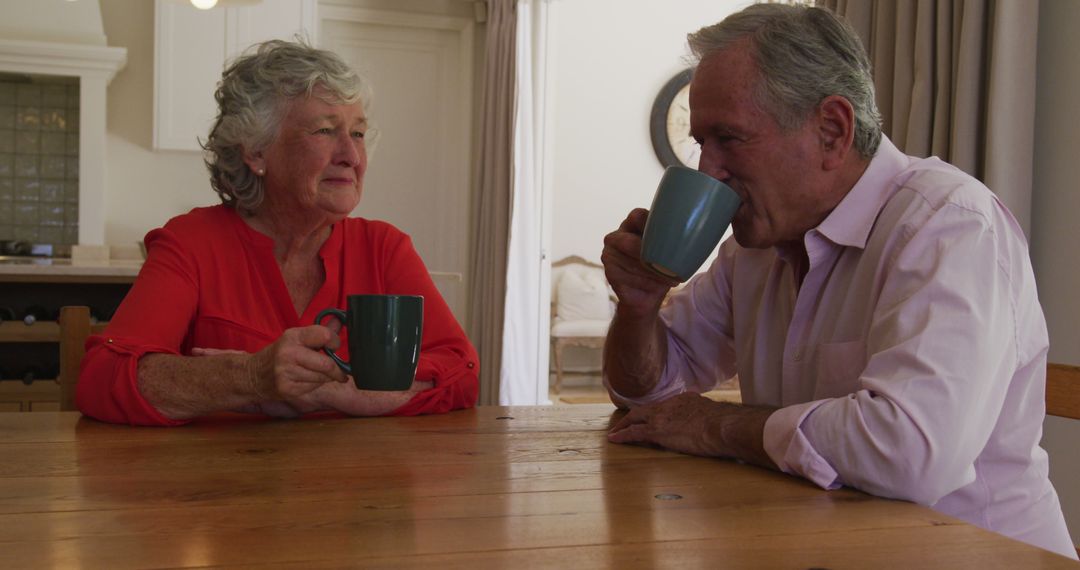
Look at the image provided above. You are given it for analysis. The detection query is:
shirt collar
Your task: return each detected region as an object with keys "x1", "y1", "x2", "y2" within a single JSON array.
[
  {"x1": 814, "y1": 135, "x2": 911, "y2": 250},
  {"x1": 226, "y1": 205, "x2": 343, "y2": 259},
  {"x1": 318, "y1": 221, "x2": 342, "y2": 260},
  {"x1": 226, "y1": 206, "x2": 275, "y2": 250}
]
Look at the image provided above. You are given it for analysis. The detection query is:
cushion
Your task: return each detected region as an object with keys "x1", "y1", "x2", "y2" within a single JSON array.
[
  {"x1": 551, "y1": 318, "x2": 610, "y2": 337},
  {"x1": 554, "y1": 267, "x2": 612, "y2": 322}
]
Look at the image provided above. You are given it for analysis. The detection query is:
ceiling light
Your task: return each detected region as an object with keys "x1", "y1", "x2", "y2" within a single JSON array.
[{"x1": 190, "y1": 0, "x2": 218, "y2": 9}]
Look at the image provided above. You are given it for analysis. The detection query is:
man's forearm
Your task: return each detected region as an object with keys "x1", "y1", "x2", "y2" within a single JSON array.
[
  {"x1": 603, "y1": 306, "x2": 669, "y2": 399},
  {"x1": 138, "y1": 353, "x2": 257, "y2": 420},
  {"x1": 707, "y1": 401, "x2": 779, "y2": 470}
]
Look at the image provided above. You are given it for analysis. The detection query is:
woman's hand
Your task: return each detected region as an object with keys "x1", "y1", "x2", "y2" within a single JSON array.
[
  {"x1": 245, "y1": 325, "x2": 349, "y2": 405},
  {"x1": 191, "y1": 326, "x2": 429, "y2": 418},
  {"x1": 601, "y1": 208, "x2": 679, "y2": 317},
  {"x1": 192, "y1": 344, "x2": 333, "y2": 416},
  {"x1": 314, "y1": 377, "x2": 435, "y2": 416}
]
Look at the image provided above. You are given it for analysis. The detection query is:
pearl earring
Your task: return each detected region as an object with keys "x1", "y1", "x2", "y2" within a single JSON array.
[{"x1": 256, "y1": 168, "x2": 265, "y2": 176}]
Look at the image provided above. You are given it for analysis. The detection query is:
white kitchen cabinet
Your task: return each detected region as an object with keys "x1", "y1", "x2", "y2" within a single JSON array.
[{"x1": 153, "y1": 0, "x2": 317, "y2": 151}]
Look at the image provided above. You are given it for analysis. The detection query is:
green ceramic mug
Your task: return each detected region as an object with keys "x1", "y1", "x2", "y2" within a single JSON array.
[
  {"x1": 640, "y1": 165, "x2": 742, "y2": 282},
  {"x1": 315, "y1": 295, "x2": 424, "y2": 391}
]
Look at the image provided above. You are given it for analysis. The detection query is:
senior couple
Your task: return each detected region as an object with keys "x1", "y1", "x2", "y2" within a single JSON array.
[{"x1": 77, "y1": 4, "x2": 1075, "y2": 559}]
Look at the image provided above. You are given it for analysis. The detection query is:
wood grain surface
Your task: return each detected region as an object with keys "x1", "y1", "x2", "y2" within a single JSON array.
[{"x1": 0, "y1": 405, "x2": 1076, "y2": 569}]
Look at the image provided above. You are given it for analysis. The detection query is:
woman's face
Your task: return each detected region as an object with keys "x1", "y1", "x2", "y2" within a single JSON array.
[{"x1": 248, "y1": 89, "x2": 369, "y2": 222}]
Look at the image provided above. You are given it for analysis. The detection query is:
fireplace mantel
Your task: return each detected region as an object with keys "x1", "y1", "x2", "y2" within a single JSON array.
[{"x1": 0, "y1": 37, "x2": 126, "y2": 246}]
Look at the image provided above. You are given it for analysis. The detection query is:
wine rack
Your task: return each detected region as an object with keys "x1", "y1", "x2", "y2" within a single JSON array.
[
  {"x1": 0, "y1": 275, "x2": 133, "y2": 412},
  {"x1": 0, "y1": 321, "x2": 61, "y2": 343}
]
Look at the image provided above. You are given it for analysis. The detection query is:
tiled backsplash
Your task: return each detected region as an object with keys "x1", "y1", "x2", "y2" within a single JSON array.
[{"x1": 0, "y1": 74, "x2": 80, "y2": 246}]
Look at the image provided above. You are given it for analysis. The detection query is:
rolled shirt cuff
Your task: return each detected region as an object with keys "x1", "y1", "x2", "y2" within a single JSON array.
[
  {"x1": 763, "y1": 399, "x2": 841, "y2": 490},
  {"x1": 602, "y1": 372, "x2": 686, "y2": 409}
]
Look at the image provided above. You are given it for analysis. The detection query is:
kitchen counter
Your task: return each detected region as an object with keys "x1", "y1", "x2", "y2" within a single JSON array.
[
  {"x1": 1, "y1": 257, "x2": 138, "y2": 410},
  {"x1": 0, "y1": 257, "x2": 142, "y2": 283}
]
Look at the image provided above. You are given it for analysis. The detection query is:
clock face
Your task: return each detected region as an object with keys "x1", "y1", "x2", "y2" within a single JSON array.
[
  {"x1": 664, "y1": 84, "x2": 699, "y2": 168},
  {"x1": 649, "y1": 68, "x2": 699, "y2": 169}
]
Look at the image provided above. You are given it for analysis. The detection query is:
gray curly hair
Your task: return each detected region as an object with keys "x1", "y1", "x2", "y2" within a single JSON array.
[
  {"x1": 688, "y1": 4, "x2": 882, "y2": 158},
  {"x1": 202, "y1": 39, "x2": 373, "y2": 214}
]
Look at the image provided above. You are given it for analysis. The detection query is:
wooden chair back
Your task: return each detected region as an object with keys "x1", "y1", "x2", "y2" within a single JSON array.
[
  {"x1": 1045, "y1": 362, "x2": 1080, "y2": 559},
  {"x1": 58, "y1": 306, "x2": 107, "y2": 412},
  {"x1": 1047, "y1": 363, "x2": 1080, "y2": 420}
]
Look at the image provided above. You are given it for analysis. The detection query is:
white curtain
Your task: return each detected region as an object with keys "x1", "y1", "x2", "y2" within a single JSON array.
[{"x1": 499, "y1": 0, "x2": 554, "y2": 405}]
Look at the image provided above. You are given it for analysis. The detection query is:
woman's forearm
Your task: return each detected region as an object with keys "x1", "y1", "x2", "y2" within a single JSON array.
[
  {"x1": 137, "y1": 353, "x2": 258, "y2": 420},
  {"x1": 138, "y1": 351, "x2": 434, "y2": 419}
]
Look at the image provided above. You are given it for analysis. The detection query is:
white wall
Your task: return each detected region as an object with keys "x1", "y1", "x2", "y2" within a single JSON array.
[
  {"x1": 1033, "y1": 0, "x2": 1080, "y2": 549},
  {"x1": 101, "y1": 0, "x2": 214, "y2": 246},
  {"x1": 1, "y1": 0, "x2": 108, "y2": 45},
  {"x1": 103, "y1": 0, "x2": 751, "y2": 262},
  {"x1": 99, "y1": 0, "x2": 481, "y2": 248},
  {"x1": 544, "y1": 0, "x2": 747, "y2": 379},
  {"x1": 548, "y1": 0, "x2": 749, "y2": 265}
]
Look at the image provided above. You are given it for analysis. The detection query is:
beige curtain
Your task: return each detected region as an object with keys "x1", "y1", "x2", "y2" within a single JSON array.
[
  {"x1": 468, "y1": 0, "x2": 517, "y2": 405},
  {"x1": 819, "y1": 0, "x2": 1039, "y2": 233}
]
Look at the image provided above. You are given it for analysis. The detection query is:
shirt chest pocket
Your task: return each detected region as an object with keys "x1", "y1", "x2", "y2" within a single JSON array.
[
  {"x1": 811, "y1": 340, "x2": 867, "y2": 400},
  {"x1": 191, "y1": 314, "x2": 277, "y2": 353}
]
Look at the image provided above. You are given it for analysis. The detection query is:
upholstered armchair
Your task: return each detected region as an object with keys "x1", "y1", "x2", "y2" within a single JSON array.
[{"x1": 550, "y1": 255, "x2": 616, "y2": 393}]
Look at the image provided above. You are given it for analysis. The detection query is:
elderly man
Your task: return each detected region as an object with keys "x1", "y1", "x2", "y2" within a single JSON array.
[{"x1": 601, "y1": 3, "x2": 1075, "y2": 559}]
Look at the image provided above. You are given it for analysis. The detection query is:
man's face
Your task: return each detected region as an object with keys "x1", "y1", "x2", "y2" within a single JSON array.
[{"x1": 689, "y1": 42, "x2": 835, "y2": 249}]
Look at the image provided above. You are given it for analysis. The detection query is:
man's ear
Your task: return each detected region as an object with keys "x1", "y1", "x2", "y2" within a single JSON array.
[{"x1": 817, "y1": 95, "x2": 856, "y2": 170}]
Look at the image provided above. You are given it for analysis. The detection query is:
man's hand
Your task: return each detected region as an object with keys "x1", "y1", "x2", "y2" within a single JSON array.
[
  {"x1": 601, "y1": 208, "x2": 679, "y2": 317},
  {"x1": 608, "y1": 392, "x2": 779, "y2": 469},
  {"x1": 601, "y1": 208, "x2": 680, "y2": 399},
  {"x1": 608, "y1": 393, "x2": 725, "y2": 455}
]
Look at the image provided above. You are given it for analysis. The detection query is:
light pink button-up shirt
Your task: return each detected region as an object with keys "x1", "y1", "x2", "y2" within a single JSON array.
[{"x1": 609, "y1": 136, "x2": 1075, "y2": 558}]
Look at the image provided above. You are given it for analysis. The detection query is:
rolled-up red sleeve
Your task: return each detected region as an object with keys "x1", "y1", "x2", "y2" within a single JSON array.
[
  {"x1": 76, "y1": 227, "x2": 197, "y2": 426},
  {"x1": 378, "y1": 233, "x2": 479, "y2": 415}
]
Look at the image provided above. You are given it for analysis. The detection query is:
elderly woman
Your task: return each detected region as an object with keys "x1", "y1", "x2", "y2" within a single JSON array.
[{"x1": 77, "y1": 40, "x2": 478, "y2": 425}]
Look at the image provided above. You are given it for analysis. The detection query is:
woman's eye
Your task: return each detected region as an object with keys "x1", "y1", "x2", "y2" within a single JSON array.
[
  {"x1": 315, "y1": 127, "x2": 333, "y2": 135},
  {"x1": 351, "y1": 130, "x2": 366, "y2": 139}
]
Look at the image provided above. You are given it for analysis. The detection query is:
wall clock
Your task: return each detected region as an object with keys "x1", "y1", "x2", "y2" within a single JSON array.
[{"x1": 649, "y1": 68, "x2": 698, "y2": 169}]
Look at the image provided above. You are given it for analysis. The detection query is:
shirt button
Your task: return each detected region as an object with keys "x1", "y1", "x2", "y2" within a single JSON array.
[
  {"x1": 793, "y1": 352, "x2": 802, "y2": 361},
  {"x1": 467, "y1": 362, "x2": 475, "y2": 369}
]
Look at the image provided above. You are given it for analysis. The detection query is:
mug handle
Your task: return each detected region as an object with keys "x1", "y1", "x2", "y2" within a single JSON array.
[{"x1": 315, "y1": 308, "x2": 351, "y2": 374}]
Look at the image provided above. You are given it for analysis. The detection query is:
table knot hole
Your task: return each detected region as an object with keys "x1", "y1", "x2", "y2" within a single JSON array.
[
  {"x1": 654, "y1": 493, "x2": 683, "y2": 501},
  {"x1": 238, "y1": 448, "x2": 277, "y2": 455}
]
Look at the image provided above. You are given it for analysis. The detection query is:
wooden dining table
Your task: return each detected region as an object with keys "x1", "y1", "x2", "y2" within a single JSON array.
[{"x1": 1, "y1": 404, "x2": 1076, "y2": 569}]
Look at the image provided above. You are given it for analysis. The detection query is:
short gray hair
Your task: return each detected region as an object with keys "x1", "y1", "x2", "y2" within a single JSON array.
[
  {"x1": 688, "y1": 4, "x2": 882, "y2": 158},
  {"x1": 202, "y1": 39, "x2": 373, "y2": 214}
]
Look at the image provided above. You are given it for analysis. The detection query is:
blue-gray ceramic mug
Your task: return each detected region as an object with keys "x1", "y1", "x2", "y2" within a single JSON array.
[{"x1": 640, "y1": 165, "x2": 741, "y2": 282}]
